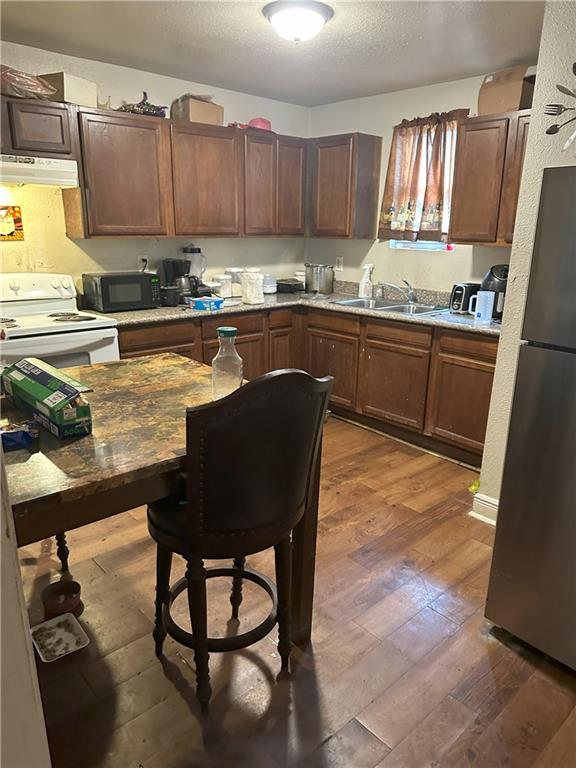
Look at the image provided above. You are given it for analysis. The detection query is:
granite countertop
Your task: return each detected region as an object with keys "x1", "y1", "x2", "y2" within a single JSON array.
[
  {"x1": 4, "y1": 354, "x2": 214, "y2": 515},
  {"x1": 105, "y1": 293, "x2": 501, "y2": 337}
]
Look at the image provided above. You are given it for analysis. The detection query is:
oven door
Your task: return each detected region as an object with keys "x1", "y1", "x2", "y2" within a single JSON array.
[
  {"x1": 100, "y1": 275, "x2": 157, "y2": 312},
  {"x1": 0, "y1": 328, "x2": 119, "y2": 369}
]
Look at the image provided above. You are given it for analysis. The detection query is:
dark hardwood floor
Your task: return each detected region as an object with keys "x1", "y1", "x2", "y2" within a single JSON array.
[{"x1": 20, "y1": 418, "x2": 576, "y2": 768}]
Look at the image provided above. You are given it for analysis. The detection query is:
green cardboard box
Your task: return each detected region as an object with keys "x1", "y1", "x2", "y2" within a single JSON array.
[{"x1": 2, "y1": 358, "x2": 92, "y2": 439}]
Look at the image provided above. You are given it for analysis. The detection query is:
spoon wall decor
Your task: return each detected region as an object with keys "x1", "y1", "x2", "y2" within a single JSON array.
[{"x1": 546, "y1": 63, "x2": 576, "y2": 152}]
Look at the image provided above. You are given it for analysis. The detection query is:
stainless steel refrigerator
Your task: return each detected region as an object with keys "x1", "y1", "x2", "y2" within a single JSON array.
[{"x1": 485, "y1": 166, "x2": 576, "y2": 671}]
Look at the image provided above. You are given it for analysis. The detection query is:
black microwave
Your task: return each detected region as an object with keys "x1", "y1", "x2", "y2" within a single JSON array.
[{"x1": 82, "y1": 272, "x2": 161, "y2": 313}]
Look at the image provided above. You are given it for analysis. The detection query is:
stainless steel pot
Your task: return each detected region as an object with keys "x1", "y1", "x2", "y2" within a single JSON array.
[{"x1": 304, "y1": 263, "x2": 334, "y2": 295}]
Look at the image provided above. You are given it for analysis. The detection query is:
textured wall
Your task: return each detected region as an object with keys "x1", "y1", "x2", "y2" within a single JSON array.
[
  {"x1": 475, "y1": 1, "x2": 576, "y2": 520},
  {"x1": 306, "y1": 75, "x2": 514, "y2": 288}
]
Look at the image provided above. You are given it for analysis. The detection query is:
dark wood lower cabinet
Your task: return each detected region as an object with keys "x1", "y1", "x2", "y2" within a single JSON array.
[
  {"x1": 306, "y1": 329, "x2": 359, "y2": 410},
  {"x1": 425, "y1": 330, "x2": 498, "y2": 453},
  {"x1": 269, "y1": 309, "x2": 293, "y2": 370},
  {"x1": 118, "y1": 321, "x2": 203, "y2": 362},
  {"x1": 117, "y1": 308, "x2": 498, "y2": 460},
  {"x1": 359, "y1": 321, "x2": 432, "y2": 431}
]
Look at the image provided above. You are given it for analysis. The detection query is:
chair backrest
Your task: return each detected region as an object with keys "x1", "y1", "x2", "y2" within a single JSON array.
[{"x1": 185, "y1": 369, "x2": 333, "y2": 556}]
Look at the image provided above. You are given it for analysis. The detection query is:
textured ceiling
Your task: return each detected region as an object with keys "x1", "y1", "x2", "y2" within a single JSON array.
[{"x1": 1, "y1": 1, "x2": 545, "y2": 106}]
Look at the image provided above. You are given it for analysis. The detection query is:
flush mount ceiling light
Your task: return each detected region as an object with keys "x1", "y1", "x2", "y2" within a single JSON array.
[{"x1": 263, "y1": 1, "x2": 334, "y2": 42}]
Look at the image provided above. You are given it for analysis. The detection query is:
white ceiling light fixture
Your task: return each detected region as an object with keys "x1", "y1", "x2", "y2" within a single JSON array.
[{"x1": 263, "y1": 1, "x2": 334, "y2": 43}]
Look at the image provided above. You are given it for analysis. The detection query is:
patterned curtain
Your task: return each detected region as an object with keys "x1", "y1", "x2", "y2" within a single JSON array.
[{"x1": 378, "y1": 109, "x2": 469, "y2": 242}]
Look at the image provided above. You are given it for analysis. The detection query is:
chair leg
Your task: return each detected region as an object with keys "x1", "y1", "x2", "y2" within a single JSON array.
[
  {"x1": 55, "y1": 533, "x2": 70, "y2": 572},
  {"x1": 153, "y1": 544, "x2": 172, "y2": 657},
  {"x1": 230, "y1": 556, "x2": 246, "y2": 619},
  {"x1": 274, "y1": 536, "x2": 292, "y2": 672},
  {"x1": 186, "y1": 557, "x2": 212, "y2": 713}
]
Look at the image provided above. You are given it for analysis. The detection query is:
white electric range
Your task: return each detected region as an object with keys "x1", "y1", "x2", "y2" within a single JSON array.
[{"x1": 0, "y1": 273, "x2": 119, "y2": 368}]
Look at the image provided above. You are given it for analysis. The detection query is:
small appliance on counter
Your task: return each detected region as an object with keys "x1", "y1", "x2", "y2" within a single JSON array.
[
  {"x1": 163, "y1": 246, "x2": 211, "y2": 304},
  {"x1": 450, "y1": 282, "x2": 481, "y2": 314},
  {"x1": 82, "y1": 271, "x2": 160, "y2": 313},
  {"x1": 277, "y1": 278, "x2": 304, "y2": 293},
  {"x1": 304, "y1": 263, "x2": 334, "y2": 295},
  {"x1": 481, "y1": 264, "x2": 509, "y2": 320}
]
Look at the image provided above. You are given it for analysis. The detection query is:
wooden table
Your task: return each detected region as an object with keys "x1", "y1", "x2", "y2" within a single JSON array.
[{"x1": 4, "y1": 353, "x2": 320, "y2": 646}]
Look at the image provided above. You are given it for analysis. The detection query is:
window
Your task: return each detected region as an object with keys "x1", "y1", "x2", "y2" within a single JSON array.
[{"x1": 378, "y1": 109, "x2": 469, "y2": 243}]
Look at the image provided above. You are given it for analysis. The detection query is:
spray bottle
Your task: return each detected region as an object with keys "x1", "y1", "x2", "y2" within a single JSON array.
[{"x1": 358, "y1": 263, "x2": 374, "y2": 298}]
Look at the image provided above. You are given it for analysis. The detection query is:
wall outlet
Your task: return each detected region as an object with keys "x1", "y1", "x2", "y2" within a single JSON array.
[{"x1": 335, "y1": 256, "x2": 344, "y2": 271}]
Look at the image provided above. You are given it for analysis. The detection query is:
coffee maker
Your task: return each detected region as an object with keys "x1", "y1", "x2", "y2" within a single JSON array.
[
  {"x1": 163, "y1": 258, "x2": 193, "y2": 304},
  {"x1": 163, "y1": 251, "x2": 211, "y2": 304}
]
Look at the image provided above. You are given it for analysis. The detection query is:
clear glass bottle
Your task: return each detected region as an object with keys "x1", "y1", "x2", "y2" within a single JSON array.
[{"x1": 212, "y1": 326, "x2": 243, "y2": 400}]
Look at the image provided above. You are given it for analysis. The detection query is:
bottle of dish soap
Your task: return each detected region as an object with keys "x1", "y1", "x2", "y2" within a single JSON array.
[{"x1": 359, "y1": 264, "x2": 374, "y2": 298}]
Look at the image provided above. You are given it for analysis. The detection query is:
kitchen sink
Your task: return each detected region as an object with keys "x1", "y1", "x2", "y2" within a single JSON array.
[
  {"x1": 384, "y1": 304, "x2": 448, "y2": 316},
  {"x1": 331, "y1": 298, "x2": 400, "y2": 309},
  {"x1": 331, "y1": 298, "x2": 448, "y2": 316}
]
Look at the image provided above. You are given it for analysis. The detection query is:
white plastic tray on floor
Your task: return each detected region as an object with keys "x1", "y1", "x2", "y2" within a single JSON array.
[{"x1": 31, "y1": 612, "x2": 89, "y2": 663}]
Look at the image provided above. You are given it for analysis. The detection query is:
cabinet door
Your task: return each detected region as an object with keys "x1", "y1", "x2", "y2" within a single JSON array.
[
  {"x1": 203, "y1": 333, "x2": 267, "y2": 381},
  {"x1": 244, "y1": 131, "x2": 276, "y2": 235},
  {"x1": 307, "y1": 329, "x2": 359, "y2": 409},
  {"x1": 309, "y1": 135, "x2": 354, "y2": 237},
  {"x1": 172, "y1": 124, "x2": 241, "y2": 235},
  {"x1": 269, "y1": 327, "x2": 293, "y2": 370},
  {"x1": 7, "y1": 101, "x2": 72, "y2": 155},
  {"x1": 277, "y1": 136, "x2": 306, "y2": 235},
  {"x1": 425, "y1": 331, "x2": 498, "y2": 453},
  {"x1": 498, "y1": 112, "x2": 530, "y2": 243},
  {"x1": 360, "y1": 338, "x2": 430, "y2": 431},
  {"x1": 118, "y1": 322, "x2": 202, "y2": 361},
  {"x1": 80, "y1": 111, "x2": 173, "y2": 236},
  {"x1": 449, "y1": 116, "x2": 509, "y2": 243}
]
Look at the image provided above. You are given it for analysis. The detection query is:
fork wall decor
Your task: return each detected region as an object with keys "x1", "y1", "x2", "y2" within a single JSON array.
[{"x1": 544, "y1": 62, "x2": 576, "y2": 153}]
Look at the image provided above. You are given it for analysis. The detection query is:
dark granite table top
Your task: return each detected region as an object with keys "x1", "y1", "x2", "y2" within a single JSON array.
[
  {"x1": 4, "y1": 354, "x2": 213, "y2": 516},
  {"x1": 105, "y1": 293, "x2": 501, "y2": 337}
]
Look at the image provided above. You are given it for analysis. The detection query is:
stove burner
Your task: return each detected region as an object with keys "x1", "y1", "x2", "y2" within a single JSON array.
[
  {"x1": 0, "y1": 321, "x2": 19, "y2": 328},
  {"x1": 52, "y1": 315, "x2": 96, "y2": 323},
  {"x1": 48, "y1": 312, "x2": 81, "y2": 318},
  {"x1": 0, "y1": 318, "x2": 15, "y2": 323}
]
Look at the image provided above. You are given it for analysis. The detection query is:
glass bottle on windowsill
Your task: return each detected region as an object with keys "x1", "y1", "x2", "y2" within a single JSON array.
[{"x1": 212, "y1": 326, "x2": 243, "y2": 400}]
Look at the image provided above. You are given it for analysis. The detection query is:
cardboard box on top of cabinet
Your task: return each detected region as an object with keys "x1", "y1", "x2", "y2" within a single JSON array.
[
  {"x1": 39, "y1": 72, "x2": 98, "y2": 108},
  {"x1": 477, "y1": 65, "x2": 535, "y2": 115},
  {"x1": 170, "y1": 94, "x2": 224, "y2": 125}
]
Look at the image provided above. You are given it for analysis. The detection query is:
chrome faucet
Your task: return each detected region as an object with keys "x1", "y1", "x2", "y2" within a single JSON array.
[{"x1": 373, "y1": 279, "x2": 418, "y2": 303}]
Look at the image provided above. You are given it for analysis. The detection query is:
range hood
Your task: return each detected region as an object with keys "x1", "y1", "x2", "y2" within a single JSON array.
[{"x1": 0, "y1": 154, "x2": 79, "y2": 187}]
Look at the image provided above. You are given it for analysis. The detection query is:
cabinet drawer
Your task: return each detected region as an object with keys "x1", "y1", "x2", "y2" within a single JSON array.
[
  {"x1": 202, "y1": 312, "x2": 264, "y2": 339},
  {"x1": 119, "y1": 321, "x2": 201, "y2": 353},
  {"x1": 268, "y1": 308, "x2": 293, "y2": 329},
  {"x1": 436, "y1": 329, "x2": 498, "y2": 362},
  {"x1": 307, "y1": 310, "x2": 360, "y2": 336},
  {"x1": 364, "y1": 319, "x2": 432, "y2": 349}
]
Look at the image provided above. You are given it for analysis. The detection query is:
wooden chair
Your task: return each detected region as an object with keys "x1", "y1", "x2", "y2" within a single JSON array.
[{"x1": 147, "y1": 369, "x2": 333, "y2": 712}]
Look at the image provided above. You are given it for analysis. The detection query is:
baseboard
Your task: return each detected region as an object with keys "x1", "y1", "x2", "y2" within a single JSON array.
[{"x1": 470, "y1": 493, "x2": 498, "y2": 525}]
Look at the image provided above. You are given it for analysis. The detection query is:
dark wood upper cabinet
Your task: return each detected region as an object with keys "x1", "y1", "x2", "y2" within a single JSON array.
[
  {"x1": 277, "y1": 136, "x2": 306, "y2": 235},
  {"x1": 1, "y1": 98, "x2": 77, "y2": 157},
  {"x1": 243, "y1": 132, "x2": 306, "y2": 236},
  {"x1": 425, "y1": 330, "x2": 498, "y2": 454},
  {"x1": 308, "y1": 133, "x2": 382, "y2": 239},
  {"x1": 172, "y1": 123, "x2": 242, "y2": 235},
  {"x1": 498, "y1": 111, "x2": 530, "y2": 243},
  {"x1": 359, "y1": 320, "x2": 432, "y2": 432},
  {"x1": 79, "y1": 110, "x2": 173, "y2": 236},
  {"x1": 449, "y1": 115, "x2": 509, "y2": 243},
  {"x1": 450, "y1": 110, "x2": 530, "y2": 245},
  {"x1": 243, "y1": 131, "x2": 276, "y2": 235}
]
